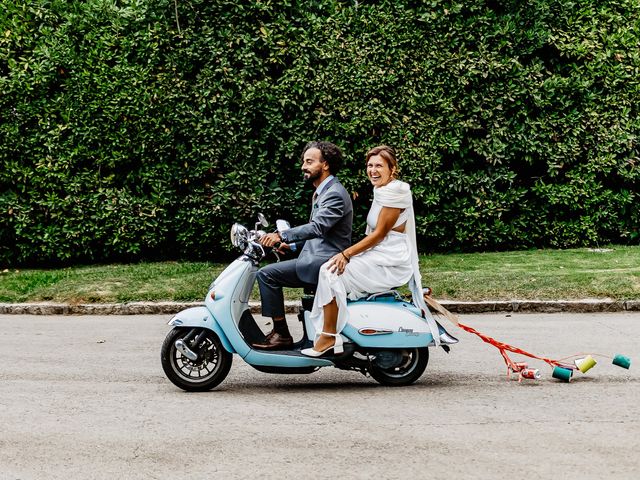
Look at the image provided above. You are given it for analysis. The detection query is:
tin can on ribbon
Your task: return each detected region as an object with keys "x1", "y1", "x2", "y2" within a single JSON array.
[
  {"x1": 574, "y1": 355, "x2": 597, "y2": 373},
  {"x1": 520, "y1": 368, "x2": 541, "y2": 380},
  {"x1": 612, "y1": 354, "x2": 631, "y2": 369},
  {"x1": 552, "y1": 366, "x2": 573, "y2": 382},
  {"x1": 508, "y1": 362, "x2": 528, "y2": 379}
]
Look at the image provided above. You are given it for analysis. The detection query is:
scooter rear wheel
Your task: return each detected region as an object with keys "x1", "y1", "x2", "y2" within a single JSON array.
[
  {"x1": 368, "y1": 347, "x2": 429, "y2": 387},
  {"x1": 161, "y1": 328, "x2": 232, "y2": 391}
]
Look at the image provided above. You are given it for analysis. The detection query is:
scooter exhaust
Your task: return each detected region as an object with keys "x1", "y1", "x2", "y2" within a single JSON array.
[{"x1": 175, "y1": 339, "x2": 198, "y2": 361}]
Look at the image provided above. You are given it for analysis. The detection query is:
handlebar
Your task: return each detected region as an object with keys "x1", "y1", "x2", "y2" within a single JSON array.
[
  {"x1": 247, "y1": 240, "x2": 265, "y2": 258},
  {"x1": 233, "y1": 224, "x2": 285, "y2": 262}
]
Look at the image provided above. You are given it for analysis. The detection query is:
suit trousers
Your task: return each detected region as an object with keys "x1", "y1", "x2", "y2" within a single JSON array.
[{"x1": 257, "y1": 259, "x2": 317, "y2": 318}]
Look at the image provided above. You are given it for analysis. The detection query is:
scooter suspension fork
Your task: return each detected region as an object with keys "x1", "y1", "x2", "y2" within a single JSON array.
[{"x1": 174, "y1": 328, "x2": 204, "y2": 361}]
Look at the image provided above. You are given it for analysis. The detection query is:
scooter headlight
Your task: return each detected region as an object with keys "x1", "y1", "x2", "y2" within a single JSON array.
[{"x1": 230, "y1": 223, "x2": 248, "y2": 249}]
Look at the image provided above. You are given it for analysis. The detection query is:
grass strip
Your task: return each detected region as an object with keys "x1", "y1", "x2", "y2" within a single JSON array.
[{"x1": 1, "y1": 246, "x2": 638, "y2": 303}]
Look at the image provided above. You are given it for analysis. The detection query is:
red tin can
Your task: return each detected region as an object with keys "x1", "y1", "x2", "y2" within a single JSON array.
[
  {"x1": 508, "y1": 362, "x2": 528, "y2": 379},
  {"x1": 520, "y1": 368, "x2": 541, "y2": 380}
]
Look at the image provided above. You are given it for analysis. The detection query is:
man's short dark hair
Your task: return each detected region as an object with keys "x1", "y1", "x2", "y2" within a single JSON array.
[{"x1": 301, "y1": 141, "x2": 343, "y2": 175}]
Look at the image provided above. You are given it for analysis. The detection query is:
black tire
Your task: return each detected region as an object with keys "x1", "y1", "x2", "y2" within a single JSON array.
[
  {"x1": 161, "y1": 328, "x2": 232, "y2": 391},
  {"x1": 368, "y1": 348, "x2": 429, "y2": 387}
]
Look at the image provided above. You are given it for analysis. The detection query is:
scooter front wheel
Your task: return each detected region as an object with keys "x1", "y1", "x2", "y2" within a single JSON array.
[
  {"x1": 368, "y1": 348, "x2": 429, "y2": 387},
  {"x1": 161, "y1": 328, "x2": 232, "y2": 391}
]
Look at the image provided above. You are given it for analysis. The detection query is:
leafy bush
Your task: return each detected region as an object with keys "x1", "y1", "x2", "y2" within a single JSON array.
[{"x1": 1, "y1": 0, "x2": 638, "y2": 265}]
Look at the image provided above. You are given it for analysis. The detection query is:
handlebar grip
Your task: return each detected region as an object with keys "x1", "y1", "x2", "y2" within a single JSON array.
[{"x1": 273, "y1": 242, "x2": 282, "y2": 250}]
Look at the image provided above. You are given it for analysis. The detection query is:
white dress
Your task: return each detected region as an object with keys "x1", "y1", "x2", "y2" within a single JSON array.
[{"x1": 308, "y1": 180, "x2": 440, "y2": 344}]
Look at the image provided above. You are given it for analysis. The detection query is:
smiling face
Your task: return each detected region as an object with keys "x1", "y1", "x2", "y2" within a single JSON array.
[
  {"x1": 366, "y1": 154, "x2": 395, "y2": 188},
  {"x1": 301, "y1": 147, "x2": 329, "y2": 187}
]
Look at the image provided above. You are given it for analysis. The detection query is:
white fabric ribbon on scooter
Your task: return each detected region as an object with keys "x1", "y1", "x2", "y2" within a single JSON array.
[{"x1": 366, "y1": 180, "x2": 441, "y2": 346}]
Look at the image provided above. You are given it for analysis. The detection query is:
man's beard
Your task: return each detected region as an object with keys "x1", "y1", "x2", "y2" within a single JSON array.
[{"x1": 303, "y1": 169, "x2": 321, "y2": 184}]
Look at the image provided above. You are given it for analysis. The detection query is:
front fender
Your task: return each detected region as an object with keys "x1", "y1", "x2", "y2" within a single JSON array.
[{"x1": 168, "y1": 306, "x2": 235, "y2": 354}]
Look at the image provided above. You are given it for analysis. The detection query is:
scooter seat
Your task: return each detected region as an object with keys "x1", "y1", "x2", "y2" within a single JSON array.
[{"x1": 362, "y1": 289, "x2": 404, "y2": 301}]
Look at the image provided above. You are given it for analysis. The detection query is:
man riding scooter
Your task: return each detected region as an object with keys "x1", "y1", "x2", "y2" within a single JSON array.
[
  {"x1": 160, "y1": 143, "x2": 458, "y2": 390},
  {"x1": 253, "y1": 141, "x2": 353, "y2": 350}
]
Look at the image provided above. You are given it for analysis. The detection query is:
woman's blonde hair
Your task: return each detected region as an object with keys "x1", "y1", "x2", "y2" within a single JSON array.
[{"x1": 365, "y1": 145, "x2": 399, "y2": 178}]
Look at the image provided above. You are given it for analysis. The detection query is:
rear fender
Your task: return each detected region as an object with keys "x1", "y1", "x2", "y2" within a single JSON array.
[
  {"x1": 342, "y1": 302, "x2": 436, "y2": 348},
  {"x1": 168, "y1": 306, "x2": 235, "y2": 353}
]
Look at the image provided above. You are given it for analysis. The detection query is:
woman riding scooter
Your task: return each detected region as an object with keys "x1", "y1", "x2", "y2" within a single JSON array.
[
  {"x1": 302, "y1": 145, "x2": 439, "y2": 357},
  {"x1": 160, "y1": 147, "x2": 456, "y2": 391}
]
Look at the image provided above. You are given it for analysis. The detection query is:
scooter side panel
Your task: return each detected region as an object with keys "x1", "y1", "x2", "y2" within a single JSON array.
[
  {"x1": 168, "y1": 306, "x2": 235, "y2": 353},
  {"x1": 329, "y1": 302, "x2": 435, "y2": 348}
]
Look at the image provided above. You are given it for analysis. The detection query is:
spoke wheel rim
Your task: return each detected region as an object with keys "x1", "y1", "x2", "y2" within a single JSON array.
[
  {"x1": 171, "y1": 337, "x2": 221, "y2": 384},
  {"x1": 378, "y1": 349, "x2": 419, "y2": 379}
]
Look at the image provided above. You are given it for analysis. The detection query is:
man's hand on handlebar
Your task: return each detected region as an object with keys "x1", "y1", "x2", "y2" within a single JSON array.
[
  {"x1": 259, "y1": 233, "x2": 291, "y2": 255},
  {"x1": 259, "y1": 232, "x2": 282, "y2": 248}
]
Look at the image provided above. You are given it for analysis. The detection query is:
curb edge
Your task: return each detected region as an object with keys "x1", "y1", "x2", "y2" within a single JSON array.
[{"x1": 0, "y1": 299, "x2": 637, "y2": 316}]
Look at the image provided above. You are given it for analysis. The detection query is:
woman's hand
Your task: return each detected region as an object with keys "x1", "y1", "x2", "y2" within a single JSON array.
[{"x1": 327, "y1": 252, "x2": 349, "y2": 275}]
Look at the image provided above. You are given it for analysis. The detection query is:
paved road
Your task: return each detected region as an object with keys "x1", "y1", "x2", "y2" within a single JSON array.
[{"x1": 1, "y1": 312, "x2": 638, "y2": 479}]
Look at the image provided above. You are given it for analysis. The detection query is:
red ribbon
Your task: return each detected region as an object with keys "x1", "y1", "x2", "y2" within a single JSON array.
[{"x1": 458, "y1": 322, "x2": 574, "y2": 374}]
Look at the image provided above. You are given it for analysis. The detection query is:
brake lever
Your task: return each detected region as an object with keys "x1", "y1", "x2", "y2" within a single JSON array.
[{"x1": 272, "y1": 242, "x2": 282, "y2": 262}]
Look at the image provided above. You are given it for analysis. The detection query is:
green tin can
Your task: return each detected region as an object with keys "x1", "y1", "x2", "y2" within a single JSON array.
[
  {"x1": 612, "y1": 354, "x2": 631, "y2": 369},
  {"x1": 552, "y1": 366, "x2": 573, "y2": 382}
]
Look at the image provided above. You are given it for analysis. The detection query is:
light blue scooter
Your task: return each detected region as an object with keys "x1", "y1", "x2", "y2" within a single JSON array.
[{"x1": 160, "y1": 215, "x2": 458, "y2": 391}]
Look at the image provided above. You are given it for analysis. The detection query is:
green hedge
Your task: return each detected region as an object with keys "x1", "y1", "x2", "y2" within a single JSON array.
[{"x1": 1, "y1": 0, "x2": 639, "y2": 265}]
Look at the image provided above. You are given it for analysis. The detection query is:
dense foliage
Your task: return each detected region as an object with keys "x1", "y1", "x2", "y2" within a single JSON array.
[{"x1": 1, "y1": 0, "x2": 639, "y2": 265}]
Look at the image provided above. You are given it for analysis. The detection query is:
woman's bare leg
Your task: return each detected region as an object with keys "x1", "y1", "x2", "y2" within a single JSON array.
[{"x1": 314, "y1": 298, "x2": 338, "y2": 351}]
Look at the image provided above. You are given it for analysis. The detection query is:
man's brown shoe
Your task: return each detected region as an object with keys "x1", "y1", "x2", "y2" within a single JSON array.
[{"x1": 252, "y1": 332, "x2": 294, "y2": 350}]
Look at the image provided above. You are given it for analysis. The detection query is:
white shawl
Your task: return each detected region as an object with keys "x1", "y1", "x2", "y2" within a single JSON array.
[{"x1": 369, "y1": 180, "x2": 441, "y2": 346}]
